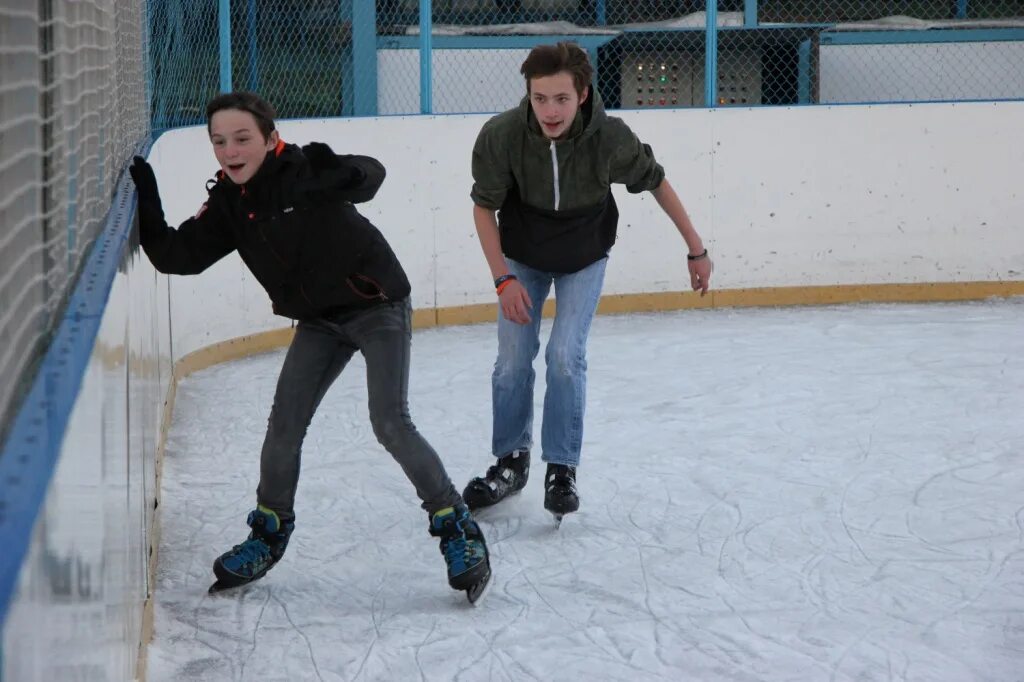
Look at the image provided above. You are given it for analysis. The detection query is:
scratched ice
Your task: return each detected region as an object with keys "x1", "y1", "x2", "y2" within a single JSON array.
[{"x1": 147, "y1": 299, "x2": 1024, "y2": 682}]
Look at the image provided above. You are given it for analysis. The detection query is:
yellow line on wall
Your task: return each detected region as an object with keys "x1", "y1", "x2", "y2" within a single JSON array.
[{"x1": 171, "y1": 281, "x2": 1024, "y2": 379}]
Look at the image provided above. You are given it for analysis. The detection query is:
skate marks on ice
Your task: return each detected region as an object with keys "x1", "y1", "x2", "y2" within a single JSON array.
[{"x1": 148, "y1": 301, "x2": 1024, "y2": 681}]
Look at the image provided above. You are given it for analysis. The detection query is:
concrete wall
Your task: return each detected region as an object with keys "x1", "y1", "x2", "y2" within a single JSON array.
[{"x1": 3, "y1": 100, "x2": 1022, "y2": 681}]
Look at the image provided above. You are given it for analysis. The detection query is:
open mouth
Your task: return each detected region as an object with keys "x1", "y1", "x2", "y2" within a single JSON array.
[
  {"x1": 543, "y1": 121, "x2": 562, "y2": 134},
  {"x1": 227, "y1": 163, "x2": 245, "y2": 173}
]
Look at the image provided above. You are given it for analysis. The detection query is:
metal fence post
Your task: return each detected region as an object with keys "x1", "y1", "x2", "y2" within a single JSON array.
[
  {"x1": 744, "y1": 0, "x2": 757, "y2": 27},
  {"x1": 352, "y1": 0, "x2": 378, "y2": 115},
  {"x1": 705, "y1": 0, "x2": 717, "y2": 107},
  {"x1": 247, "y1": 0, "x2": 258, "y2": 91},
  {"x1": 797, "y1": 39, "x2": 812, "y2": 104},
  {"x1": 420, "y1": 0, "x2": 433, "y2": 114},
  {"x1": 219, "y1": 0, "x2": 232, "y2": 93}
]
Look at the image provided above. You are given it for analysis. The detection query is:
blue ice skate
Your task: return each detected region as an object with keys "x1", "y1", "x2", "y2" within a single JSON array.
[
  {"x1": 210, "y1": 505, "x2": 294, "y2": 593},
  {"x1": 429, "y1": 504, "x2": 491, "y2": 604}
]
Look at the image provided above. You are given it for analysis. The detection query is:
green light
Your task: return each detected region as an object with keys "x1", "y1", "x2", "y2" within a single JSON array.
[{"x1": 658, "y1": 75, "x2": 668, "y2": 83}]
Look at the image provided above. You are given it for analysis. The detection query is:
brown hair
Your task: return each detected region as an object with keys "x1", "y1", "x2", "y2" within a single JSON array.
[
  {"x1": 205, "y1": 91, "x2": 277, "y2": 140},
  {"x1": 520, "y1": 41, "x2": 593, "y2": 95}
]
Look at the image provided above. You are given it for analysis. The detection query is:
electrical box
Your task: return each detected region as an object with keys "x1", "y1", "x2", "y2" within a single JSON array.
[
  {"x1": 710, "y1": 49, "x2": 763, "y2": 106},
  {"x1": 620, "y1": 53, "x2": 696, "y2": 107},
  {"x1": 620, "y1": 49, "x2": 763, "y2": 107}
]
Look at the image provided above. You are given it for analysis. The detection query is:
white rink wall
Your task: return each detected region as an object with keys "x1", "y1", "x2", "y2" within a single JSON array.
[
  {"x1": 149, "y1": 100, "x2": 1024, "y2": 358},
  {"x1": 2, "y1": 244, "x2": 172, "y2": 681},
  {"x1": 2, "y1": 101, "x2": 1022, "y2": 681}
]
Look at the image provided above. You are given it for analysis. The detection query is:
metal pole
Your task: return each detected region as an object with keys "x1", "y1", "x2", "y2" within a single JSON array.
[
  {"x1": 797, "y1": 39, "x2": 811, "y2": 104},
  {"x1": 247, "y1": 0, "x2": 258, "y2": 91},
  {"x1": 351, "y1": 0, "x2": 378, "y2": 115},
  {"x1": 420, "y1": 0, "x2": 432, "y2": 114},
  {"x1": 218, "y1": 0, "x2": 232, "y2": 92},
  {"x1": 744, "y1": 0, "x2": 757, "y2": 27},
  {"x1": 704, "y1": 0, "x2": 717, "y2": 107}
]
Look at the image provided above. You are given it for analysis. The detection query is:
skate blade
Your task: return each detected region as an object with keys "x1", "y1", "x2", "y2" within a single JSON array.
[
  {"x1": 208, "y1": 578, "x2": 260, "y2": 595},
  {"x1": 208, "y1": 580, "x2": 236, "y2": 594},
  {"x1": 465, "y1": 566, "x2": 492, "y2": 605},
  {"x1": 550, "y1": 508, "x2": 578, "y2": 528}
]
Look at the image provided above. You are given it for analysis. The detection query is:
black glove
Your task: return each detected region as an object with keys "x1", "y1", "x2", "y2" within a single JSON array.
[
  {"x1": 129, "y1": 156, "x2": 166, "y2": 231},
  {"x1": 295, "y1": 143, "x2": 362, "y2": 204},
  {"x1": 301, "y1": 142, "x2": 341, "y2": 171},
  {"x1": 129, "y1": 156, "x2": 163, "y2": 208}
]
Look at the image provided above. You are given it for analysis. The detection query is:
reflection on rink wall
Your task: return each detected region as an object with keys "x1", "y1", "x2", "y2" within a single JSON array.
[
  {"x1": 2, "y1": 195, "x2": 172, "y2": 680},
  {"x1": 2, "y1": 101, "x2": 1022, "y2": 681}
]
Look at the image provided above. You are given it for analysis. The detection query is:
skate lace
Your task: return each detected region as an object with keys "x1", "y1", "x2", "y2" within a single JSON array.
[
  {"x1": 444, "y1": 534, "x2": 469, "y2": 564},
  {"x1": 231, "y1": 537, "x2": 271, "y2": 566}
]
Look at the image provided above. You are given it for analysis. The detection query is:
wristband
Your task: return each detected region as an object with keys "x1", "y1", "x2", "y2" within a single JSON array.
[
  {"x1": 687, "y1": 249, "x2": 708, "y2": 261},
  {"x1": 494, "y1": 273, "x2": 517, "y2": 289},
  {"x1": 496, "y1": 279, "x2": 516, "y2": 296}
]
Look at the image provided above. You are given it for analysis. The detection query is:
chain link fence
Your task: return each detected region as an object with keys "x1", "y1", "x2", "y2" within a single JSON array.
[
  {"x1": 0, "y1": 1, "x2": 149, "y2": 445},
  {"x1": 150, "y1": 0, "x2": 358, "y2": 128},
  {"x1": 148, "y1": 0, "x2": 1023, "y2": 123}
]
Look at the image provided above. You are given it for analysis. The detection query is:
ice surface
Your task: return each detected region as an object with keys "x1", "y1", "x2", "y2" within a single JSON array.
[{"x1": 147, "y1": 300, "x2": 1024, "y2": 681}]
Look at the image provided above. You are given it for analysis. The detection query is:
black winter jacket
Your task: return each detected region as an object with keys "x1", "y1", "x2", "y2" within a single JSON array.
[{"x1": 137, "y1": 141, "x2": 411, "y2": 320}]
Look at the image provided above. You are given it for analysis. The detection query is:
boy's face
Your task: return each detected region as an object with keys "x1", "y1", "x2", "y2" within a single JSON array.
[
  {"x1": 209, "y1": 109, "x2": 279, "y2": 184},
  {"x1": 529, "y1": 71, "x2": 588, "y2": 140}
]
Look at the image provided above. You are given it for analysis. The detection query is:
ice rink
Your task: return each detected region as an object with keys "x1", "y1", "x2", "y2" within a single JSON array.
[{"x1": 146, "y1": 299, "x2": 1024, "y2": 681}]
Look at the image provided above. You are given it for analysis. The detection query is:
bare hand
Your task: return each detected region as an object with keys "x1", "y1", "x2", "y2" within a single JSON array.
[
  {"x1": 688, "y1": 255, "x2": 712, "y2": 296},
  {"x1": 499, "y1": 279, "x2": 532, "y2": 324}
]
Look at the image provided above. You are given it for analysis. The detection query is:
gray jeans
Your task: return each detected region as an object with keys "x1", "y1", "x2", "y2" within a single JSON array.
[{"x1": 256, "y1": 299, "x2": 461, "y2": 519}]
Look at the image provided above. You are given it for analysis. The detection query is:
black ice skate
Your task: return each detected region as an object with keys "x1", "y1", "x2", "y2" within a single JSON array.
[
  {"x1": 543, "y1": 463, "x2": 579, "y2": 527},
  {"x1": 209, "y1": 506, "x2": 294, "y2": 594},
  {"x1": 462, "y1": 449, "x2": 530, "y2": 511}
]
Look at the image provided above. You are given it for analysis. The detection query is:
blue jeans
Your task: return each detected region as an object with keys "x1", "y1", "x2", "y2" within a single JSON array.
[{"x1": 492, "y1": 257, "x2": 607, "y2": 467}]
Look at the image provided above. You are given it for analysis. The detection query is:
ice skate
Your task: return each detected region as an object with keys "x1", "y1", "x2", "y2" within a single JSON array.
[
  {"x1": 209, "y1": 505, "x2": 294, "y2": 593},
  {"x1": 543, "y1": 463, "x2": 579, "y2": 528},
  {"x1": 462, "y1": 449, "x2": 530, "y2": 511}
]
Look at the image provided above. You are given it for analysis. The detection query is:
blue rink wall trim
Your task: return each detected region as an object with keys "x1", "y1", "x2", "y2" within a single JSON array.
[{"x1": 0, "y1": 141, "x2": 151, "y2": 626}]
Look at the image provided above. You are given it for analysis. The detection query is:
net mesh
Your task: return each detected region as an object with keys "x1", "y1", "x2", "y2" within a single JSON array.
[{"x1": 0, "y1": 0, "x2": 149, "y2": 443}]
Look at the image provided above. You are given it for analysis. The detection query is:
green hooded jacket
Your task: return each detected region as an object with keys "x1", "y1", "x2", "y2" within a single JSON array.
[{"x1": 470, "y1": 88, "x2": 665, "y2": 213}]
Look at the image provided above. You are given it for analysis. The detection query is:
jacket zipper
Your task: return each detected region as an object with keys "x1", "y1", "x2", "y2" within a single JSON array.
[
  {"x1": 549, "y1": 141, "x2": 560, "y2": 211},
  {"x1": 347, "y1": 274, "x2": 390, "y2": 302},
  {"x1": 247, "y1": 202, "x2": 297, "y2": 304}
]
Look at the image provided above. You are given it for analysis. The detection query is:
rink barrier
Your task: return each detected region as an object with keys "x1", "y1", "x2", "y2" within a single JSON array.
[{"x1": 0, "y1": 163, "x2": 141, "y2": 623}]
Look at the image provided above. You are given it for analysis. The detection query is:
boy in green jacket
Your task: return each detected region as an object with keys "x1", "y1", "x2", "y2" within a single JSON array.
[{"x1": 463, "y1": 42, "x2": 712, "y2": 523}]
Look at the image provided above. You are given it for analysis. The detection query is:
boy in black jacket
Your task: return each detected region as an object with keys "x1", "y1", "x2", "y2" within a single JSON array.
[{"x1": 130, "y1": 92, "x2": 490, "y2": 600}]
